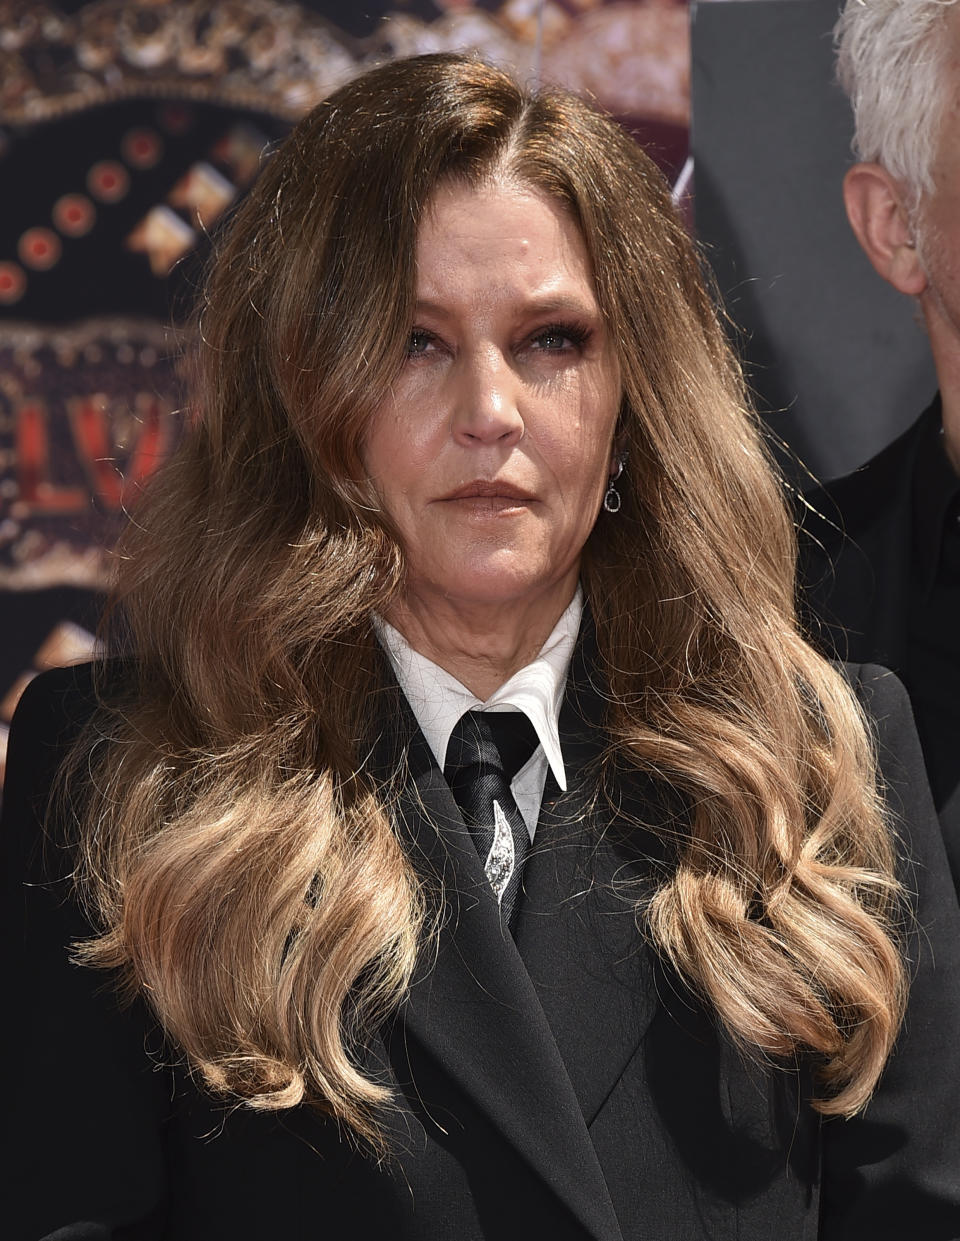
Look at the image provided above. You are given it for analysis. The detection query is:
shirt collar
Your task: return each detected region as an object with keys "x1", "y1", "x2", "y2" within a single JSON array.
[
  {"x1": 373, "y1": 588, "x2": 582, "y2": 793},
  {"x1": 912, "y1": 394, "x2": 960, "y2": 593}
]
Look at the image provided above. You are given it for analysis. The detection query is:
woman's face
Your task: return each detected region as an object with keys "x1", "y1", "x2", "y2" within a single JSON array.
[{"x1": 363, "y1": 179, "x2": 622, "y2": 621}]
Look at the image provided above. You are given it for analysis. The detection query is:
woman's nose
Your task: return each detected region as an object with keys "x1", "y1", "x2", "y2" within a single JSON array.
[{"x1": 450, "y1": 349, "x2": 524, "y2": 446}]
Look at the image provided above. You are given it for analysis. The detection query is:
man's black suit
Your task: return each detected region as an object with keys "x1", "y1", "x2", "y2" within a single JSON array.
[
  {"x1": 800, "y1": 395, "x2": 960, "y2": 883},
  {"x1": 3, "y1": 651, "x2": 960, "y2": 1239}
]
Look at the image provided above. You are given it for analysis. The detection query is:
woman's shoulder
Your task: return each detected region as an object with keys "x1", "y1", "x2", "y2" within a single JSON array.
[
  {"x1": 2, "y1": 659, "x2": 132, "y2": 826},
  {"x1": 8, "y1": 659, "x2": 113, "y2": 763},
  {"x1": 818, "y1": 687, "x2": 960, "y2": 1232},
  {"x1": 835, "y1": 662, "x2": 928, "y2": 773},
  {"x1": 836, "y1": 663, "x2": 927, "y2": 792},
  {"x1": 9, "y1": 659, "x2": 98, "y2": 739},
  {"x1": 9, "y1": 656, "x2": 135, "y2": 734},
  {"x1": 839, "y1": 660, "x2": 908, "y2": 704}
]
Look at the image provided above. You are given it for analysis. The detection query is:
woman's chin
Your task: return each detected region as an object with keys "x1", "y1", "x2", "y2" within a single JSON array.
[{"x1": 404, "y1": 557, "x2": 577, "y2": 617}]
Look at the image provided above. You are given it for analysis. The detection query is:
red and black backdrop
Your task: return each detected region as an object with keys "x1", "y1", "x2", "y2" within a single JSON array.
[{"x1": 0, "y1": 0, "x2": 690, "y2": 780}]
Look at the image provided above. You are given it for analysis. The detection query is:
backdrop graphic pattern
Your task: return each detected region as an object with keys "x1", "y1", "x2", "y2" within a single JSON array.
[{"x1": 0, "y1": 0, "x2": 690, "y2": 779}]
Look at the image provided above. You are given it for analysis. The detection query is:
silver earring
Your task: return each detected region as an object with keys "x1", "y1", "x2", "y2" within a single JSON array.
[{"x1": 604, "y1": 456, "x2": 625, "y2": 513}]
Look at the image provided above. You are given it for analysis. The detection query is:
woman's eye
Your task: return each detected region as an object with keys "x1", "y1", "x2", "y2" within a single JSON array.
[
  {"x1": 406, "y1": 329, "x2": 434, "y2": 357},
  {"x1": 530, "y1": 324, "x2": 590, "y2": 353}
]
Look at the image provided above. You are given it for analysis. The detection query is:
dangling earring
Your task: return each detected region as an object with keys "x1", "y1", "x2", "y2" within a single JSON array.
[{"x1": 604, "y1": 456, "x2": 625, "y2": 513}]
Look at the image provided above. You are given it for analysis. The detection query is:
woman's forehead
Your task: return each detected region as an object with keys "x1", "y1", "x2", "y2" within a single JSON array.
[{"x1": 414, "y1": 180, "x2": 597, "y2": 309}]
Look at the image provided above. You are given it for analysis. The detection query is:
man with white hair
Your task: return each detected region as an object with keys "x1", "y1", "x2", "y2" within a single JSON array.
[{"x1": 805, "y1": 0, "x2": 960, "y2": 885}]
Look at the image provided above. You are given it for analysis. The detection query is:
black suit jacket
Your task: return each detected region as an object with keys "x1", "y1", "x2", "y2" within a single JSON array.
[
  {"x1": 799, "y1": 398, "x2": 940, "y2": 672},
  {"x1": 799, "y1": 395, "x2": 960, "y2": 883},
  {"x1": 3, "y1": 653, "x2": 960, "y2": 1240}
]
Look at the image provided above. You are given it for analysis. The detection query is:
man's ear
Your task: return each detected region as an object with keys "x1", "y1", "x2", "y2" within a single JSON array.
[{"x1": 842, "y1": 161, "x2": 928, "y2": 296}]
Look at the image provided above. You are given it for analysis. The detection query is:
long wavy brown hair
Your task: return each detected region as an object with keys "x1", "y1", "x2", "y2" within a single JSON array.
[{"x1": 67, "y1": 53, "x2": 905, "y2": 1149}]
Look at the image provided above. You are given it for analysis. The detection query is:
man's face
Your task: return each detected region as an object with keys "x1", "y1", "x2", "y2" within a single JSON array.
[{"x1": 841, "y1": 7, "x2": 960, "y2": 469}]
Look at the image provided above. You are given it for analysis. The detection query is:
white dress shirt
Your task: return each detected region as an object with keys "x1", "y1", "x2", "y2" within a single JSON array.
[{"x1": 374, "y1": 589, "x2": 582, "y2": 840}]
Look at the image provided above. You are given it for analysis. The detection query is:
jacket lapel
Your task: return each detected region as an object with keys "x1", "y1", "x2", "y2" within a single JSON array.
[
  {"x1": 374, "y1": 691, "x2": 623, "y2": 1241},
  {"x1": 512, "y1": 657, "x2": 667, "y2": 1126}
]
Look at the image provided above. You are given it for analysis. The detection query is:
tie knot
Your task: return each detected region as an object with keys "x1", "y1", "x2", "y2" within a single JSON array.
[{"x1": 443, "y1": 709, "x2": 539, "y2": 785}]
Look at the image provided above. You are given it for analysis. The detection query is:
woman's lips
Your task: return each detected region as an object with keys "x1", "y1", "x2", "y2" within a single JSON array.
[{"x1": 441, "y1": 480, "x2": 535, "y2": 502}]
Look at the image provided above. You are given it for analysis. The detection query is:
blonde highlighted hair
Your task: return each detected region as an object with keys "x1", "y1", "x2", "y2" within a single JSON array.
[{"x1": 67, "y1": 54, "x2": 905, "y2": 1149}]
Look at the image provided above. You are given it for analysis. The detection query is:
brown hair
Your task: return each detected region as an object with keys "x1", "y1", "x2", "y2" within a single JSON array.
[{"x1": 67, "y1": 53, "x2": 905, "y2": 1148}]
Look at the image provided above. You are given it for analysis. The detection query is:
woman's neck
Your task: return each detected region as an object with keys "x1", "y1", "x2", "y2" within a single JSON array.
[{"x1": 384, "y1": 577, "x2": 578, "y2": 700}]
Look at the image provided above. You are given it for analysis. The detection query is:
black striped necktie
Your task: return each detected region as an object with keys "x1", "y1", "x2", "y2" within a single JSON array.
[{"x1": 443, "y1": 709, "x2": 539, "y2": 926}]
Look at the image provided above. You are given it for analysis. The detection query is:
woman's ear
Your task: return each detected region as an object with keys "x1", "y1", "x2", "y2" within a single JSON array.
[
  {"x1": 610, "y1": 411, "x2": 628, "y2": 476},
  {"x1": 842, "y1": 162, "x2": 928, "y2": 297}
]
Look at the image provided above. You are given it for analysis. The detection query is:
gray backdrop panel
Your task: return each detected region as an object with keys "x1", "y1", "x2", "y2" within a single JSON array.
[{"x1": 692, "y1": 0, "x2": 936, "y2": 482}]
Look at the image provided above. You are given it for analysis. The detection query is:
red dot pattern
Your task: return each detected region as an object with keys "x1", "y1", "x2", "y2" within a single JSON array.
[
  {"x1": 0, "y1": 261, "x2": 26, "y2": 303},
  {"x1": 53, "y1": 193, "x2": 96, "y2": 237},
  {"x1": 122, "y1": 128, "x2": 163, "y2": 170},
  {"x1": 18, "y1": 228, "x2": 61, "y2": 271},
  {"x1": 87, "y1": 161, "x2": 130, "y2": 203}
]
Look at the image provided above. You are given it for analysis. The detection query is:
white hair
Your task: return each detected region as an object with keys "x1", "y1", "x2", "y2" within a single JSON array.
[{"x1": 835, "y1": 0, "x2": 960, "y2": 197}]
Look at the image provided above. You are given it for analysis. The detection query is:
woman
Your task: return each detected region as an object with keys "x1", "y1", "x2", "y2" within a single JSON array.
[{"x1": 3, "y1": 53, "x2": 959, "y2": 1240}]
